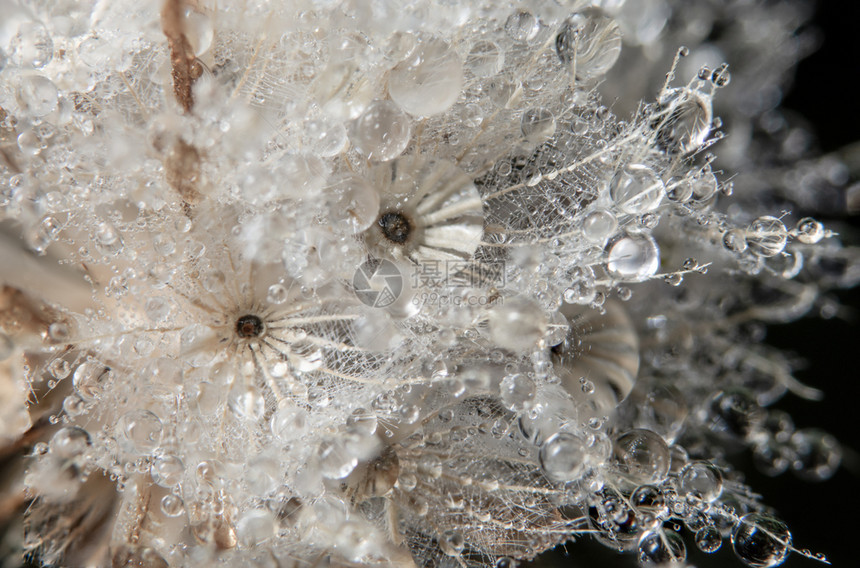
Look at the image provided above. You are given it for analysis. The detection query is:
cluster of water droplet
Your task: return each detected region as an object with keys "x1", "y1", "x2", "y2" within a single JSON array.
[{"x1": 0, "y1": 1, "x2": 856, "y2": 568}]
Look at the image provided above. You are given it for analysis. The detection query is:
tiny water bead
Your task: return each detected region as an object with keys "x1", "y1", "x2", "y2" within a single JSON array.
[
  {"x1": 795, "y1": 217, "x2": 824, "y2": 244},
  {"x1": 555, "y1": 9, "x2": 623, "y2": 82},
  {"x1": 236, "y1": 314, "x2": 265, "y2": 338},
  {"x1": 349, "y1": 100, "x2": 412, "y2": 161},
  {"x1": 609, "y1": 164, "x2": 665, "y2": 215},
  {"x1": 389, "y1": 38, "x2": 463, "y2": 117},
  {"x1": 789, "y1": 428, "x2": 841, "y2": 482},
  {"x1": 606, "y1": 232, "x2": 660, "y2": 281},
  {"x1": 731, "y1": 513, "x2": 792, "y2": 568}
]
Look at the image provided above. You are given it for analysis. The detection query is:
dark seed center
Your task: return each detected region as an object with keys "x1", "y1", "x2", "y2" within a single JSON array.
[
  {"x1": 377, "y1": 211, "x2": 412, "y2": 244},
  {"x1": 236, "y1": 314, "x2": 264, "y2": 338}
]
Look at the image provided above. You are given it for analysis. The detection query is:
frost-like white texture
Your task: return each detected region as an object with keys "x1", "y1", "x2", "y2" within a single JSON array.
[{"x1": 0, "y1": 1, "x2": 856, "y2": 568}]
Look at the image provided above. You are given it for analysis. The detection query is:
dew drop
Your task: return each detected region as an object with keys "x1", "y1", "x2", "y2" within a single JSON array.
[
  {"x1": 15, "y1": 74, "x2": 58, "y2": 118},
  {"x1": 539, "y1": 432, "x2": 586, "y2": 483},
  {"x1": 731, "y1": 513, "x2": 792, "y2": 568},
  {"x1": 350, "y1": 100, "x2": 412, "y2": 161},
  {"x1": 556, "y1": 9, "x2": 622, "y2": 81},
  {"x1": 389, "y1": 38, "x2": 463, "y2": 117},
  {"x1": 605, "y1": 233, "x2": 660, "y2": 282}
]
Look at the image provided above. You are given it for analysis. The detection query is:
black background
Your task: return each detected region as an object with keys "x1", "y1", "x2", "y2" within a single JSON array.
[{"x1": 535, "y1": 1, "x2": 860, "y2": 567}]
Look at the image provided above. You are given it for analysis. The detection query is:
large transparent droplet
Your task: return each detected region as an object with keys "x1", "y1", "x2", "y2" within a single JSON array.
[
  {"x1": 679, "y1": 461, "x2": 723, "y2": 502},
  {"x1": 606, "y1": 233, "x2": 660, "y2": 281},
  {"x1": 556, "y1": 9, "x2": 622, "y2": 82},
  {"x1": 610, "y1": 165, "x2": 665, "y2": 214},
  {"x1": 612, "y1": 429, "x2": 671, "y2": 485},
  {"x1": 349, "y1": 100, "x2": 412, "y2": 161},
  {"x1": 500, "y1": 373, "x2": 536, "y2": 412},
  {"x1": 389, "y1": 38, "x2": 463, "y2": 116},
  {"x1": 520, "y1": 108, "x2": 556, "y2": 143},
  {"x1": 731, "y1": 513, "x2": 792, "y2": 568},
  {"x1": 466, "y1": 40, "x2": 504, "y2": 77},
  {"x1": 638, "y1": 529, "x2": 686, "y2": 564},
  {"x1": 15, "y1": 74, "x2": 58, "y2": 118},
  {"x1": 505, "y1": 10, "x2": 540, "y2": 43},
  {"x1": 539, "y1": 432, "x2": 586, "y2": 483},
  {"x1": 72, "y1": 360, "x2": 112, "y2": 402},
  {"x1": 746, "y1": 216, "x2": 787, "y2": 257},
  {"x1": 10, "y1": 22, "x2": 53, "y2": 68},
  {"x1": 116, "y1": 409, "x2": 163, "y2": 454},
  {"x1": 653, "y1": 88, "x2": 712, "y2": 155}
]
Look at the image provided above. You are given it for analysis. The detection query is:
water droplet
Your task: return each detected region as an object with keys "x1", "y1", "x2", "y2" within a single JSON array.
[
  {"x1": 606, "y1": 233, "x2": 660, "y2": 282},
  {"x1": 116, "y1": 409, "x2": 163, "y2": 454},
  {"x1": 612, "y1": 429, "x2": 671, "y2": 485},
  {"x1": 556, "y1": 9, "x2": 623, "y2": 81},
  {"x1": 520, "y1": 108, "x2": 556, "y2": 143},
  {"x1": 228, "y1": 385, "x2": 266, "y2": 423},
  {"x1": 539, "y1": 432, "x2": 586, "y2": 482},
  {"x1": 270, "y1": 402, "x2": 308, "y2": 440},
  {"x1": 583, "y1": 209, "x2": 618, "y2": 242},
  {"x1": 466, "y1": 41, "x2": 503, "y2": 77},
  {"x1": 389, "y1": 38, "x2": 463, "y2": 116},
  {"x1": 610, "y1": 165, "x2": 665, "y2": 214},
  {"x1": 789, "y1": 428, "x2": 841, "y2": 482},
  {"x1": 318, "y1": 438, "x2": 358, "y2": 479},
  {"x1": 795, "y1": 217, "x2": 824, "y2": 244},
  {"x1": 15, "y1": 74, "x2": 58, "y2": 118},
  {"x1": 679, "y1": 461, "x2": 723, "y2": 502},
  {"x1": 638, "y1": 529, "x2": 686, "y2": 564},
  {"x1": 696, "y1": 526, "x2": 722, "y2": 553},
  {"x1": 500, "y1": 373, "x2": 537, "y2": 412},
  {"x1": 329, "y1": 176, "x2": 381, "y2": 232},
  {"x1": 439, "y1": 529, "x2": 465, "y2": 556},
  {"x1": 10, "y1": 22, "x2": 53, "y2": 68},
  {"x1": 267, "y1": 283, "x2": 288, "y2": 304},
  {"x1": 50, "y1": 426, "x2": 90, "y2": 458},
  {"x1": 161, "y1": 494, "x2": 185, "y2": 517},
  {"x1": 349, "y1": 100, "x2": 412, "y2": 161},
  {"x1": 505, "y1": 10, "x2": 540, "y2": 43},
  {"x1": 731, "y1": 513, "x2": 791, "y2": 568},
  {"x1": 151, "y1": 454, "x2": 184, "y2": 487},
  {"x1": 723, "y1": 228, "x2": 748, "y2": 253},
  {"x1": 654, "y1": 88, "x2": 712, "y2": 155},
  {"x1": 73, "y1": 360, "x2": 112, "y2": 401},
  {"x1": 94, "y1": 222, "x2": 124, "y2": 256},
  {"x1": 746, "y1": 216, "x2": 787, "y2": 257}
]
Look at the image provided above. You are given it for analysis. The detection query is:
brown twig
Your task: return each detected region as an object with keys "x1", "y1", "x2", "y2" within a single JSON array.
[{"x1": 161, "y1": 0, "x2": 201, "y2": 113}]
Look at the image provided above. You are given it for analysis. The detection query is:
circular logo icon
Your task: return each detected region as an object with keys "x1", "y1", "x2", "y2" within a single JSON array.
[{"x1": 352, "y1": 258, "x2": 403, "y2": 308}]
